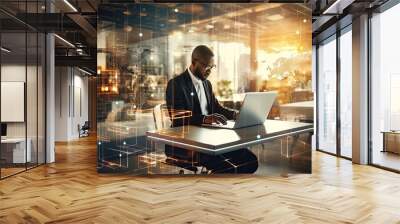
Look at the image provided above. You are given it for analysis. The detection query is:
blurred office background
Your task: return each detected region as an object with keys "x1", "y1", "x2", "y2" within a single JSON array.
[{"x1": 96, "y1": 3, "x2": 313, "y2": 173}]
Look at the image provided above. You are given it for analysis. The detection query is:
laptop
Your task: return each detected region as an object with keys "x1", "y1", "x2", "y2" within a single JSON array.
[{"x1": 203, "y1": 92, "x2": 277, "y2": 129}]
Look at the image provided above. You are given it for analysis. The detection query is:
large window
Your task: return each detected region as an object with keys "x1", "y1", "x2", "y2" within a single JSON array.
[
  {"x1": 370, "y1": 3, "x2": 400, "y2": 171},
  {"x1": 339, "y1": 27, "x2": 352, "y2": 158},
  {"x1": 317, "y1": 36, "x2": 337, "y2": 154},
  {"x1": 316, "y1": 25, "x2": 353, "y2": 159}
]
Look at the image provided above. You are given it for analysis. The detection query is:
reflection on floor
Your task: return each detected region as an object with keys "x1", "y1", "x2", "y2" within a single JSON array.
[
  {"x1": 0, "y1": 167, "x2": 25, "y2": 178},
  {"x1": 0, "y1": 162, "x2": 40, "y2": 179},
  {"x1": 373, "y1": 151, "x2": 400, "y2": 171}
]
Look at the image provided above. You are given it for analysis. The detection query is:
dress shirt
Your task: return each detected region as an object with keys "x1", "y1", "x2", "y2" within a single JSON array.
[{"x1": 188, "y1": 68, "x2": 209, "y2": 115}]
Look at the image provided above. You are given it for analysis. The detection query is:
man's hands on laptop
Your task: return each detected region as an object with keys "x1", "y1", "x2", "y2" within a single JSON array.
[{"x1": 203, "y1": 113, "x2": 228, "y2": 125}]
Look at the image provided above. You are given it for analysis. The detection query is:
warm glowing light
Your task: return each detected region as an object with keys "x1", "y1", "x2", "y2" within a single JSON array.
[
  {"x1": 303, "y1": 19, "x2": 307, "y2": 23},
  {"x1": 172, "y1": 31, "x2": 183, "y2": 40},
  {"x1": 139, "y1": 32, "x2": 143, "y2": 37},
  {"x1": 124, "y1": 25, "x2": 132, "y2": 32},
  {"x1": 296, "y1": 30, "x2": 300, "y2": 35},
  {"x1": 174, "y1": 8, "x2": 179, "y2": 13},
  {"x1": 123, "y1": 10, "x2": 131, "y2": 16}
]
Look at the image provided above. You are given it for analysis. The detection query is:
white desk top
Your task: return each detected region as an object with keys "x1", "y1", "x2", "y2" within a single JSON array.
[
  {"x1": 1, "y1": 138, "x2": 30, "y2": 143},
  {"x1": 146, "y1": 120, "x2": 313, "y2": 155},
  {"x1": 280, "y1": 101, "x2": 314, "y2": 108}
]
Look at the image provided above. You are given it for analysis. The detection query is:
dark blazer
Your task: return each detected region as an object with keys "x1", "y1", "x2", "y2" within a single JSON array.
[{"x1": 166, "y1": 69, "x2": 235, "y2": 127}]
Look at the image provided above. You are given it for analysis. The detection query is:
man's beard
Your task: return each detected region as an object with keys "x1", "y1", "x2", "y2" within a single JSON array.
[{"x1": 194, "y1": 67, "x2": 206, "y2": 81}]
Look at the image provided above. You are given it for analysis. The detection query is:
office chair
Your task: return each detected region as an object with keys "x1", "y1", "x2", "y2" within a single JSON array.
[
  {"x1": 78, "y1": 121, "x2": 90, "y2": 138},
  {"x1": 153, "y1": 104, "x2": 208, "y2": 174}
]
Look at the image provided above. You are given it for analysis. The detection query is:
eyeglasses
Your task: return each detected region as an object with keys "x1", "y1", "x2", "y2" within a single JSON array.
[
  {"x1": 195, "y1": 59, "x2": 216, "y2": 70},
  {"x1": 205, "y1": 64, "x2": 216, "y2": 70}
]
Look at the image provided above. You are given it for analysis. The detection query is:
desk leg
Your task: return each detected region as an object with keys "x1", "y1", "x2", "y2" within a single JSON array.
[
  {"x1": 280, "y1": 136, "x2": 290, "y2": 178},
  {"x1": 144, "y1": 138, "x2": 157, "y2": 174},
  {"x1": 279, "y1": 133, "x2": 312, "y2": 176}
]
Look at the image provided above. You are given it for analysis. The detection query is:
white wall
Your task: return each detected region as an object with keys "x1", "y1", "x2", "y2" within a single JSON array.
[
  {"x1": 1, "y1": 65, "x2": 26, "y2": 138},
  {"x1": 55, "y1": 67, "x2": 89, "y2": 141}
]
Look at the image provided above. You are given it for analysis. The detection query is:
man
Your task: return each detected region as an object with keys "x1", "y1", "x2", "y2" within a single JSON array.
[{"x1": 165, "y1": 45, "x2": 258, "y2": 174}]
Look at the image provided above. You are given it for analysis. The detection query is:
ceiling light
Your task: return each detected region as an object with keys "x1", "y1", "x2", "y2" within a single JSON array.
[
  {"x1": 266, "y1": 14, "x2": 284, "y2": 21},
  {"x1": 63, "y1": 0, "x2": 78, "y2": 12},
  {"x1": 322, "y1": 0, "x2": 355, "y2": 14},
  {"x1": 54, "y1": 34, "x2": 75, "y2": 48},
  {"x1": 1, "y1": 47, "x2": 11, "y2": 53},
  {"x1": 78, "y1": 67, "x2": 93, "y2": 76}
]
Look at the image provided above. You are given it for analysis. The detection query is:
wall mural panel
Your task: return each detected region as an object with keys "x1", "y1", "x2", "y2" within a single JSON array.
[{"x1": 97, "y1": 3, "x2": 313, "y2": 175}]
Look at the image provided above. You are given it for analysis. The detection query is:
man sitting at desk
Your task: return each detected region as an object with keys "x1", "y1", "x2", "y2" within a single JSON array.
[{"x1": 165, "y1": 45, "x2": 258, "y2": 173}]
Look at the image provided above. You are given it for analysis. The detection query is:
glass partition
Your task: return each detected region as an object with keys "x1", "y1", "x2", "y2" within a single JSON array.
[
  {"x1": 0, "y1": 1, "x2": 46, "y2": 179},
  {"x1": 1, "y1": 30, "x2": 28, "y2": 177}
]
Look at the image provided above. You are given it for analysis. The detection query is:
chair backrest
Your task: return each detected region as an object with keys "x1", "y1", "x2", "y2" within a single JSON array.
[
  {"x1": 82, "y1": 121, "x2": 90, "y2": 129},
  {"x1": 153, "y1": 104, "x2": 171, "y2": 130}
]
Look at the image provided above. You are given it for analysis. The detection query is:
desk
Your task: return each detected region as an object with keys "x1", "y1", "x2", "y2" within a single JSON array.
[
  {"x1": 146, "y1": 120, "x2": 313, "y2": 174},
  {"x1": 1, "y1": 138, "x2": 31, "y2": 164},
  {"x1": 280, "y1": 101, "x2": 314, "y2": 122}
]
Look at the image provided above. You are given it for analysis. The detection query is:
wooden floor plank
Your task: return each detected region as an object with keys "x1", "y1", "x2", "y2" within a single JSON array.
[{"x1": 0, "y1": 135, "x2": 400, "y2": 223}]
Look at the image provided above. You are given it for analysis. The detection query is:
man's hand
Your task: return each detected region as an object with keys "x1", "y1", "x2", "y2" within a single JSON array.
[
  {"x1": 233, "y1": 111, "x2": 239, "y2": 120},
  {"x1": 203, "y1": 113, "x2": 228, "y2": 125}
]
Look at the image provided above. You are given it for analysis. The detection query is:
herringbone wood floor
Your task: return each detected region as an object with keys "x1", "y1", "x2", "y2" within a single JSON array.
[{"x1": 1, "y1": 135, "x2": 400, "y2": 224}]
